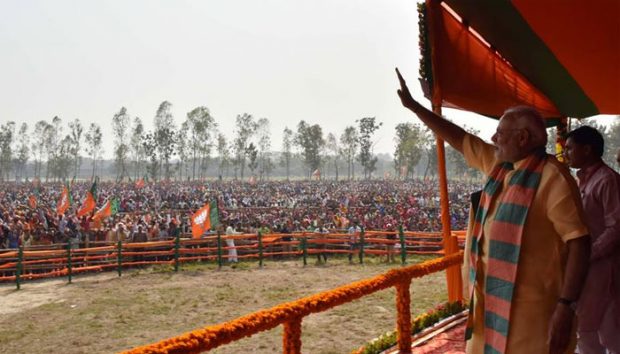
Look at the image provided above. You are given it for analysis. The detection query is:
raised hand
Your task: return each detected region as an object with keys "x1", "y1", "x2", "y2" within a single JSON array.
[{"x1": 395, "y1": 67, "x2": 420, "y2": 112}]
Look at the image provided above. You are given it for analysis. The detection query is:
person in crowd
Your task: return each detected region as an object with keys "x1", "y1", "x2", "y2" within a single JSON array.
[
  {"x1": 384, "y1": 223, "x2": 396, "y2": 263},
  {"x1": 347, "y1": 220, "x2": 362, "y2": 263},
  {"x1": 314, "y1": 221, "x2": 329, "y2": 263},
  {"x1": 132, "y1": 225, "x2": 148, "y2": 243},
  {"x1": 7, "y1": 219, "x2": 20, "y2": 249},
  {"x1": 396, "y1": 68, "x2": 590, "y2": 354},
  {"x1": 278, "y1": 220, "x2": 293, "y2": 258},
  {"x1": 0, "y1": 177, "x2": 482, "y2": 245},
  {"x1": 131, "y1": 225, "x2": 148, "y2": 264},
  {"x1": 225, "y1": 223, "x2": 239, "y2": 263},
  {"x1": 564, "y1": 126, "x2": 620, "y2": 354}
]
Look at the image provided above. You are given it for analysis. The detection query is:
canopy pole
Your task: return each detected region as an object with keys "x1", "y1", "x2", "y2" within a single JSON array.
[
  {"x1": 433, "y1": 105, "x2": 463, "y2": 303},
  {"x1": 427, "y1": 0, "x2": 462, "y2": 303}
]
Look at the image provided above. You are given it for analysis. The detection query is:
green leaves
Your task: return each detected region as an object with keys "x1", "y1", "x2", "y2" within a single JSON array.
[{"x1": 356, "y1": 117, "x2": 382, "y2": 179}]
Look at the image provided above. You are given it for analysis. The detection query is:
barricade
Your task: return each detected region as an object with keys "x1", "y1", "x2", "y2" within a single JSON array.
[
  {"x1": 0, "y1": 229, "x2": 466, "y2": 288},
  {"x1": 123, "y1": 252, "x2": 463, "y2": 354}
]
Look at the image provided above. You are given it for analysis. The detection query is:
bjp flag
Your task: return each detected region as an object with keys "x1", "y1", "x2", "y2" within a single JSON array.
[
  {"x1": 93, "y1": 198, "x2": 119, "y2": 221},
  {"x1": 135, "y1": 178, "x2": 145, "y2": 189},
  {"x1": 28, "y1": 195, "x2": 37, "y2": 209},
  {"x1": 191, "y1": 203, "x2": 211, "y2": 239},
  {"x1": 77, "y1": 182, "x2": 97, "y2": 217},
  {"x1": 56, "y1": 184, "x2": 71, "y2": 216}
]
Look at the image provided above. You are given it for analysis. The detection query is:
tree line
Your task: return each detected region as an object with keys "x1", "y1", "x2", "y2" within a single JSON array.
[
  {"x1": 0, "y1": 101, "x2": 387, "y2": 182},
  {"x1": 1, "y1": 102, "x2": 617, "y2": 182}
]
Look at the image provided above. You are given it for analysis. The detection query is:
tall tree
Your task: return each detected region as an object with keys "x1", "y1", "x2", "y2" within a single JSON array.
[
  {"x1": 112, "y1": 107, "x2": 131, "y2": 181},
  {"x1": 325, "y1": 132, "x2": 340, "y2": 180},
  {"x1": 32, "y1": 120, "x2": 49, "y2": 178},
  {"x1": 356, "y1": 117, "x2": 382, "y2": 179},
  {"x1": 294, "y1": 120, "x2": 325, "y2": 178},
  {"x1": 129, "y1": 117, "x2": 145, "y2": 179},
  {"x1": 280, "y1": 127, "x2": 294, "y2": 181},
  {"x1": 45, "y1": 117, "x2": 63, "y2": 181},
  {"x1": 14, "y1": 123, "x2": 29, "y2": 181},
  {"x1": 423, "y1": 138, "x2": 438, "y2": 180},
  {"x1": 85, "y1": 123, "x2": 103, "y2": 179},
  {"x1": 246, "y1": 142, "x2": 259, "y2": 177},
  {"x1": 156, "y1": 127, "x2": 176, "y2": 180},
  {"x1": 154, "y1": 101, "x2": 176, "y2": 179},
  {"x1": 0, "y1": 122, "x2": 15, "y2": 181},
  {"x1": 68, "y1": 118, "x2": 83, "y2": 179},
  {"x1": 233, "y1": 113, "x2": 257, "y2": 179},
  {"x1": 176, "y1": 121, "x2": 190, "y2": 181},
  {"x1": 55, "y1": 135, "x2": 73, "y2": 181},
  {"x1": 141, "y1": 131, "x2": 159, "y2": 181},
  {"x1": 43, "y1": 117, "x2": 63, "y2": 181},
  {"x1": 216, "y1": 133, "x2": 230, "y2": 179},
  {"x1": 393, "y1": 122, "x2": 425, "y2": 179},
  {"x1": 185, "y1": 106, "x2": 216, "y2": 180},
  {"x1": 256, "y1": 118, "x2": 273, "y2": 180},
  {"x1": 340, "y1": 126, "x2": 358, "y2": 180}
]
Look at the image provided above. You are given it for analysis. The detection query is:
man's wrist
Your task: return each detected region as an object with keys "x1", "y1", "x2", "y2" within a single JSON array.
[
  {"x1": 558, "y1": 297, "x2": 577, "y2": 311},
  {"x1": 412, "y1": 102, "x2": 422, "y2": 114}
]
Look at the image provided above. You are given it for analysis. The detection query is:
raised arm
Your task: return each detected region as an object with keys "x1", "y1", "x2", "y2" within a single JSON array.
[{"x1": 396, "y1": 67, "x2": 467, "y2": 153}]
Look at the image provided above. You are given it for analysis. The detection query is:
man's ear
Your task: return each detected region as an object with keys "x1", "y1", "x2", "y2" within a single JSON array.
[{"x1": 518, "y1": 129, "x2": 530, "y2": 147}]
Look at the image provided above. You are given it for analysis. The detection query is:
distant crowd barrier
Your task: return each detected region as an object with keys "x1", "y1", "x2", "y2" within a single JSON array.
[
  {"x1": 123, "y1": 252, "x2": 464, "y2": 354},
  {"x1": 0, "y1": 228, "x2": 466, "y2": 289}
]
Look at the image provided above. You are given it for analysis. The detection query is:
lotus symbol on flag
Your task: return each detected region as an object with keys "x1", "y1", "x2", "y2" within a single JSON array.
[{"x1": 194, "y1": 209, "x2": 208, "y2": 225}]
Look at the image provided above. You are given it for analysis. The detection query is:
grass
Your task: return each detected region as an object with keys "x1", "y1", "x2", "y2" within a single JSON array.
[{"x1": 0, "y1": 255, "x2": 449, "y2": 354}]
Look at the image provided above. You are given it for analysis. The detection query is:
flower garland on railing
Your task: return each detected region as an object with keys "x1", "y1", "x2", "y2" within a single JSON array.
[
  {"x1": 283, "y1": 316, "x2": 302, "y2": 354},
  {"x1": 395, "y1": 280, "x2": 412, "y2": 352},
  {"x1": 123, "y1": 252, "x2": 463, "y2": 354},
  {"x1": 351, "y1": 300, "x2": 467, "y2": 354}
]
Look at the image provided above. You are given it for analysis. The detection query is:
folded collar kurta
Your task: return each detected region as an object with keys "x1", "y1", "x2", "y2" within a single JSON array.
[{"x1": 462, "y1": 134, "x2": 588, "y2": 354}]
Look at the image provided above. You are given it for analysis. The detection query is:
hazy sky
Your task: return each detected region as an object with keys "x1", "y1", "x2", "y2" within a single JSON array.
[{"x1": 1, "y1": 0, "x2": 602, "y2": 159}]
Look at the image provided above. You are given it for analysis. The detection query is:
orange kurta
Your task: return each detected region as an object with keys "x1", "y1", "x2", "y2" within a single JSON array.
[{"x1": 461, "y1": 134, "x2": 588, "y2": 354}]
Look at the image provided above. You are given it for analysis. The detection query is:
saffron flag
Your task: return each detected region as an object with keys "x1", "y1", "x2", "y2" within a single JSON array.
[
  {"x1": 56, "y1": 184, "x2": 71, "y2": 216},
  {"x1": 135, "y1": 178, "x2": 145, "y2": 189},
  {"x1": 191, "y1": 203, "x2": 211, "y2": 239},
  {"x1": 77, "y1": 181, "x2": 98, "y2": 217},
  {"x1": 29, "y1": 177, "x2": 41, "y2": 209},
  {"x1": 93, "y1": 198, "x2": 119, "y2": 220},
  {"x1": 191, "y1": 200, "x2": 220, "y2": 239},
  {"x1": 28, "y1": 195, "x2": 37, "y2": 209}
]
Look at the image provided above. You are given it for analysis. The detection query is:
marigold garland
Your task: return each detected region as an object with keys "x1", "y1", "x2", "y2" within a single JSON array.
[
  {"x1": 123, "y1": 252, "x2": 463, "y2": 354},
  {"x1": 396, "y1": 280, "x2": 412, "y2": 354},
  {"x1": 351, "y1": 300, "x2": 467, "y2": 354},
  {"x1": 283, "y1": 316, "x2": 302, "y2": 354}
]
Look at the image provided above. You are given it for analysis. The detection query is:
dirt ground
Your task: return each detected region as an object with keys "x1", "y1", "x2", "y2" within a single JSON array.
[{"x1": 0, "y1": 256, "x2": 448, "y2": 354}]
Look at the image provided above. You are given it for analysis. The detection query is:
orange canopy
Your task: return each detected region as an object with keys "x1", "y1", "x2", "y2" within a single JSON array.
[{"x1": 420, "y1": 0, "x2": 620, "y2": 121}]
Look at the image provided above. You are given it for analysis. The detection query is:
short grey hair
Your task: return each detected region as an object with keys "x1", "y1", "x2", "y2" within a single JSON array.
[{"x1": 503, "y1": 106, "x2": 548, "y2": 147}]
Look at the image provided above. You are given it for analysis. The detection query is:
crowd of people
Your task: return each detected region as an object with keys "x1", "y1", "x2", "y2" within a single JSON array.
[{"x1": 0, "y1": 179, "x2": 481, "y2": 249}]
